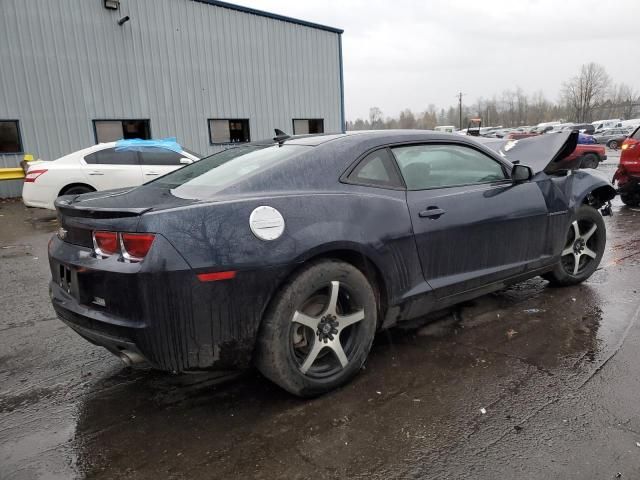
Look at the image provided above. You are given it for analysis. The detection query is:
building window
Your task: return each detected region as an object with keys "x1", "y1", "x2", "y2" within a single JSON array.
[
  {"x1": 93, "y1": 119, "x2": 151, "y2": 143},
  {"x1": 0, "y1": 120, "x2": 23, "y2": 154},
  {"x1": 293, "y1": 119, "x2": 324, "y2": 135},
  {"x1": 208, "y1": 119, "x2": 250, "y2": 144}
]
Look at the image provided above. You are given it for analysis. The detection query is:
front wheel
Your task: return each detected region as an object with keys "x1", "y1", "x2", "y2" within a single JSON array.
[
  {"x1": 580, "y1": 153, "x2": 599, "y2": 169},
  {"x1": 255, "y1": 259, "x2": 377, "y2": 397},
  {"x1": 621, "y1": 193, "x2": 640, "y2": 207},
  {"x1": 543, "y1": 205, "x2": 606, "y2": 286},
  {"x1": 607, "y1": 140, "x2": 619, "y2": 149}
]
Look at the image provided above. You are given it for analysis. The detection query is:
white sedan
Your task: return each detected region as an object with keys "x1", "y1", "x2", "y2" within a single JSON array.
[{"x1": 22, "y1": 142, "x2": 199, "y2": 210}]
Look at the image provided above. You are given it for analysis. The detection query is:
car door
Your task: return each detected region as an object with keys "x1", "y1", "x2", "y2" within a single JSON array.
[
  {"x1": 138, "y1": 147, "x2": 190, "y2": 181},
  {"x1": 391, "y1": 142, "x2": 550, "y2": 298},
  {"x1": 82, "y1": 147, "x2": 144, "y2": 190}
]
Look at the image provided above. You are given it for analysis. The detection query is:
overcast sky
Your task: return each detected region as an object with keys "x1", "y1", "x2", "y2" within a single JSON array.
[{"x1": 236, "y1": 0, "x2": 640, "y2": 121}]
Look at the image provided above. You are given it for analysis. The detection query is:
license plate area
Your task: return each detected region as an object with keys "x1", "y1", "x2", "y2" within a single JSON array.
[
  {"x1": 58, "y1": 264, "x2": 73, "y2": 294},
  {"x1": 56, "y1": 263, "x2": 84, "y2": 301}
]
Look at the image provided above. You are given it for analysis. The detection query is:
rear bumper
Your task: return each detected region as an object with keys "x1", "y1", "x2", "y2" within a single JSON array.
[
  {"x1": 48, "y1": 235, "x2": 290, "y2": 372},
  {"x1": 52, "y1": 293, "x2": 146, "y2": 362},
  {"x1": 22, "y1": 182, "x2": 56, "y2": 210},
  {"x1": 616, "y1": 175, "x2": 640, "y2": 194}
]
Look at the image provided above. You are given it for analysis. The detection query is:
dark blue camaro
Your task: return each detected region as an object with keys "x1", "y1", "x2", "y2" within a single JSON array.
[{"x1": 49, "y1": 130, "x2": 615, "y2": 396}]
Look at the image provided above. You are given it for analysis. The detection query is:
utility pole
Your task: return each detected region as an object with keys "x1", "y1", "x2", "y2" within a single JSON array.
[{"x1": 457, "y1": 92, "x2": 464, "y2": 130}]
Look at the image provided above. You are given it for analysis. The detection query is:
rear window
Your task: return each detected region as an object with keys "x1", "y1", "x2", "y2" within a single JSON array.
[
  {"x1": 85, "y1": 148, "x2": 138, "y2": 165},
  {"x1": 632, "y1": 127, "x2": 640, "y2": 141},
  {"x1": 152, "y1": 144, "x2": 307, "y2": 195}
]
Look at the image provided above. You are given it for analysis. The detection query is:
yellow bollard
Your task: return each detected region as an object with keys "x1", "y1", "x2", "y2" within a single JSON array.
[{"x1": 20, "y1": 154, "x2": 34, "y2": 174}]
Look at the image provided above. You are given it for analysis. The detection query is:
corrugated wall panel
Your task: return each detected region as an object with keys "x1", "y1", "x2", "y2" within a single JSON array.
[{"x1": 0, "y1": 0, "x2": 342, "y2": 198}]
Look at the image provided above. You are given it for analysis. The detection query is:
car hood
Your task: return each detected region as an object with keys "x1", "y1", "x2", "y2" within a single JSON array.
[{"x1": 476, "y1": 131, "x2": 580, "y2": 174}]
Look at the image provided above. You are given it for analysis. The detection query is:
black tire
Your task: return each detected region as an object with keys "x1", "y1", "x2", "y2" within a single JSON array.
[
  {"x1": 607, "y1": 140, "x2": 619, "y2": 149},
  {"x1": 580, "y1": 153, "x2": 599, "y2": 169},
  {"x1": 255, "y1": 259, "x2": 377, "y2": 397},
  {"x1": 543, "y1": 205, "x2": 606, "y2": 286},
  {"x1": 620, "y1": 193, "x2": 640, "y2": 207},
  {"x1": 60, "y1": 185, "x2": 94, "y2": 196}
]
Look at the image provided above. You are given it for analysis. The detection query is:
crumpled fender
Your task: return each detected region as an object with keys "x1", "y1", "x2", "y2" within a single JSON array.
[{"x1": 562, "y1": 169, "x2": 617, "y2": 208}]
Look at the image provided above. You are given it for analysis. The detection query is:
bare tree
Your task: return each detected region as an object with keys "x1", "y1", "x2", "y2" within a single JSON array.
[
  {"x1": 608, "y1": 83, "x2": 639, "y2": 119},
  {"x1": 369, "y1": 107, "x2": 383, "y2": 128},
  {"x1": 562, "y1": 63, "x2": 610, "y2": 122},
  {"x1": 398, "y1": 109, "x2": 416, "y2": 129}
]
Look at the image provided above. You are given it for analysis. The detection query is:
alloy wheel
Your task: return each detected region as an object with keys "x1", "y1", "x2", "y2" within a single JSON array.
[
  {"x1": 290, "y1": 281, "x2": 365, "y2": 377},
  {"x1": 561, "y1": 220, "x2": 599, "y2": 276}
]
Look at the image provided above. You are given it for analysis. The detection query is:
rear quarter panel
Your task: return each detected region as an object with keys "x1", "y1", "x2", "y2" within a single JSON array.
[{"x1": 138, "y1": 188, "x2": 425, "y2": 308}]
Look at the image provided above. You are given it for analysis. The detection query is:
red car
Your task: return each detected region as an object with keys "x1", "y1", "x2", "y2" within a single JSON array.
[
  {"x1": 564, "y1": 143, "x2": 607, "y2": 169},
  {"x1": 613, "y1": 126, "x2": 640, "y2": 206}
]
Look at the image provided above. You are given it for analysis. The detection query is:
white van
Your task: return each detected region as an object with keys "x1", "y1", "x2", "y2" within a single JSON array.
[
  {"x1": 434, "y1": 125, "x2": 456, "y2": 133},
  {"x1": 592, "y1": 119, "x2": 623, "y2": 132},
  {"x1": 620, "y1": 119, "x2": 640, "y2": 131}
]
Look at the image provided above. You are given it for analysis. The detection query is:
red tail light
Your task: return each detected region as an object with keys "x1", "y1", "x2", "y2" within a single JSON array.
[
  {"x1": 24, "y1": 169, "x2": 48, "y2": 183},
  {"x1": 121, "y1": 233, "x2": 155, "y2": 261},
  {"x1": 91, "y1": 231, "x2": 155, "y2": 261},
  {"x1": 93, "y1": 231, "x2": 119, "y2": 256}
]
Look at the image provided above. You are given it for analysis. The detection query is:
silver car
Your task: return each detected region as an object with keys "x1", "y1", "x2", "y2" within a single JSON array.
[{"x1": 593, "y1": 128, "x2": 630, "y2": 148}]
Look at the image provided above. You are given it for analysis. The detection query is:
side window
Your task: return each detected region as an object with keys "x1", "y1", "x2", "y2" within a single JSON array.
[
  {"x1": 293, "y1": 119, "x2": 324, "y2": 134},
  {"x1": 208, "y1": 119, "x2": 250, "y2": 144},
  {"x1": 138, "y1": 147, "x2": 184, "y2": 166},
  {"x1": 347, "y1": 149, "x2": 403, "y2": 188},
  {"x1": 0, "y1": 120, "x2": 22, "y2": 153},
  {"x1": 84, "y1": 148, "x2": 139, "y2": 165},
  {"x1": 93, "y1": 120, "x2": 151, "y2": 143},
  {"x1": 392, "y1": 144, "x2": 507, "y2": 190}
]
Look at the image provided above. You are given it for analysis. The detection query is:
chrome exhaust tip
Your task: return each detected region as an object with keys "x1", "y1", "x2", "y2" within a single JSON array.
[{"x1": 118, "y1": 350, "x2": 146, "y2": 366}]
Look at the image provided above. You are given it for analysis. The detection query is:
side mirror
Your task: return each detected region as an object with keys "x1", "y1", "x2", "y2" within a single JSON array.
[
  {"x1": 179, "y1": 157, "x2": 193, "y2": 165},
  {"x1": 512, "y1": 164, "x2": 532, "y2": 183}
]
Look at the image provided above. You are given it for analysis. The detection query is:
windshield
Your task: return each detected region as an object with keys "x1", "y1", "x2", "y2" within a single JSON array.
[{"x1": 152, "y1": 144, "x2": 308, "y2": 196}]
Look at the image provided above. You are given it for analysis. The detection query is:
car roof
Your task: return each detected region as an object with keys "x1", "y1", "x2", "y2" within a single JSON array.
[{"x1": 264, "y1": 129, "x2": 470, "y2": 147}]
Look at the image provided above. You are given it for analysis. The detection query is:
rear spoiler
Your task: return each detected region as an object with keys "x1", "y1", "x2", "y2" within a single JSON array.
[
  {"x1": 476, "y1": 131, "x2": 579, "y2": 174},
  {"x1": 54, "y1": 189, "x2": 151, "y2": 218},
  {"x1": 54, "y1": 200, "x2": 151, "y2": 218}
]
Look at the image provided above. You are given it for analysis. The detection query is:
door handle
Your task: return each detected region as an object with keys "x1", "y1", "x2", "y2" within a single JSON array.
[
  {"x1": 88, "y1": 171, "x2": 104, "y2": 176},
  {"x1": 419, "y1": 207, "x2": 445, "y2": 219},
  {"x1": 144, "y1": 172, "x2": 160, "y2": 176}
]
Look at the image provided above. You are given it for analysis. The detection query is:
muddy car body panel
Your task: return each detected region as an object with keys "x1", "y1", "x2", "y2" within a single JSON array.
[{"x1": 49, "y1": 130, "x2": 616, "y2": 373}]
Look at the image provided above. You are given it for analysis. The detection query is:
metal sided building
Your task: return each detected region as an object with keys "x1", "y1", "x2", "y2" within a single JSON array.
[{"x1": 0, "y1": 0, "x2": 344, "y2": 197}]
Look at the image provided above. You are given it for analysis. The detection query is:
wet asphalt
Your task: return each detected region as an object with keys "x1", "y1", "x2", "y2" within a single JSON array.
[{"x1": 2, "y1": 154, "x2": 640, "y2": 479}]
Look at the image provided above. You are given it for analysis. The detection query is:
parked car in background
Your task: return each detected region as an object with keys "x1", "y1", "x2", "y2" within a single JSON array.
[
  {"x1": 559, "y1": 123, "x2": 595, "y2": 134},
  {"x1": 434, "y1": 125, "x2": 456, "y2": 133},
  {"x1": 563, "y1": 143, "x2": 606, "y2": 168},
  {"x1": 593, "y1": 128, "x2": 630, "y2": 149},
  {"x1": 620, "y1": 119, "x2": 640, "y2": 131},
  {"x1": 592, "y1": 119, "x2": 623, "y2": 133},
  {"x1": 49, "y1": 130, "x2": 614, "y2": 397},
  {"x1": 613, "y1": 126, "x2": 640, "y2": 206},
  {"x1": 22, "y1": 140, "x2": 199, "y2": 210}
]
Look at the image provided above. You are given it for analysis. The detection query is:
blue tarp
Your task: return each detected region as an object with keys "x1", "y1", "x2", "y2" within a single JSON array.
[
  {"x1": 114, "y1": 138, "x2": 183, "y2": 153},
  {"x1": 578, "y1": 133, "x2": 596, "y2": 144}
]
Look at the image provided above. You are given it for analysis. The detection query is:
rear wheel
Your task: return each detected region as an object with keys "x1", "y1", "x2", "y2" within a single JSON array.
[
  {"x1": 621, "y1": 193, "x2": 640, "y2": 207},
  {"x1": 580, "y1": 153, "x2": 599, "y2": 169},
  {"x1": 256, "y1": 259, "x2": 377, "y2": 397},
  {"x1": 607, "y1": 140, "x2": 619, "y2": 149},
  {"x1": 543, "y1": 205, "x2": 606, "y2": 286},
  {"x1": 60, "y1": 184, "x2": 95, "y2": 196}
]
